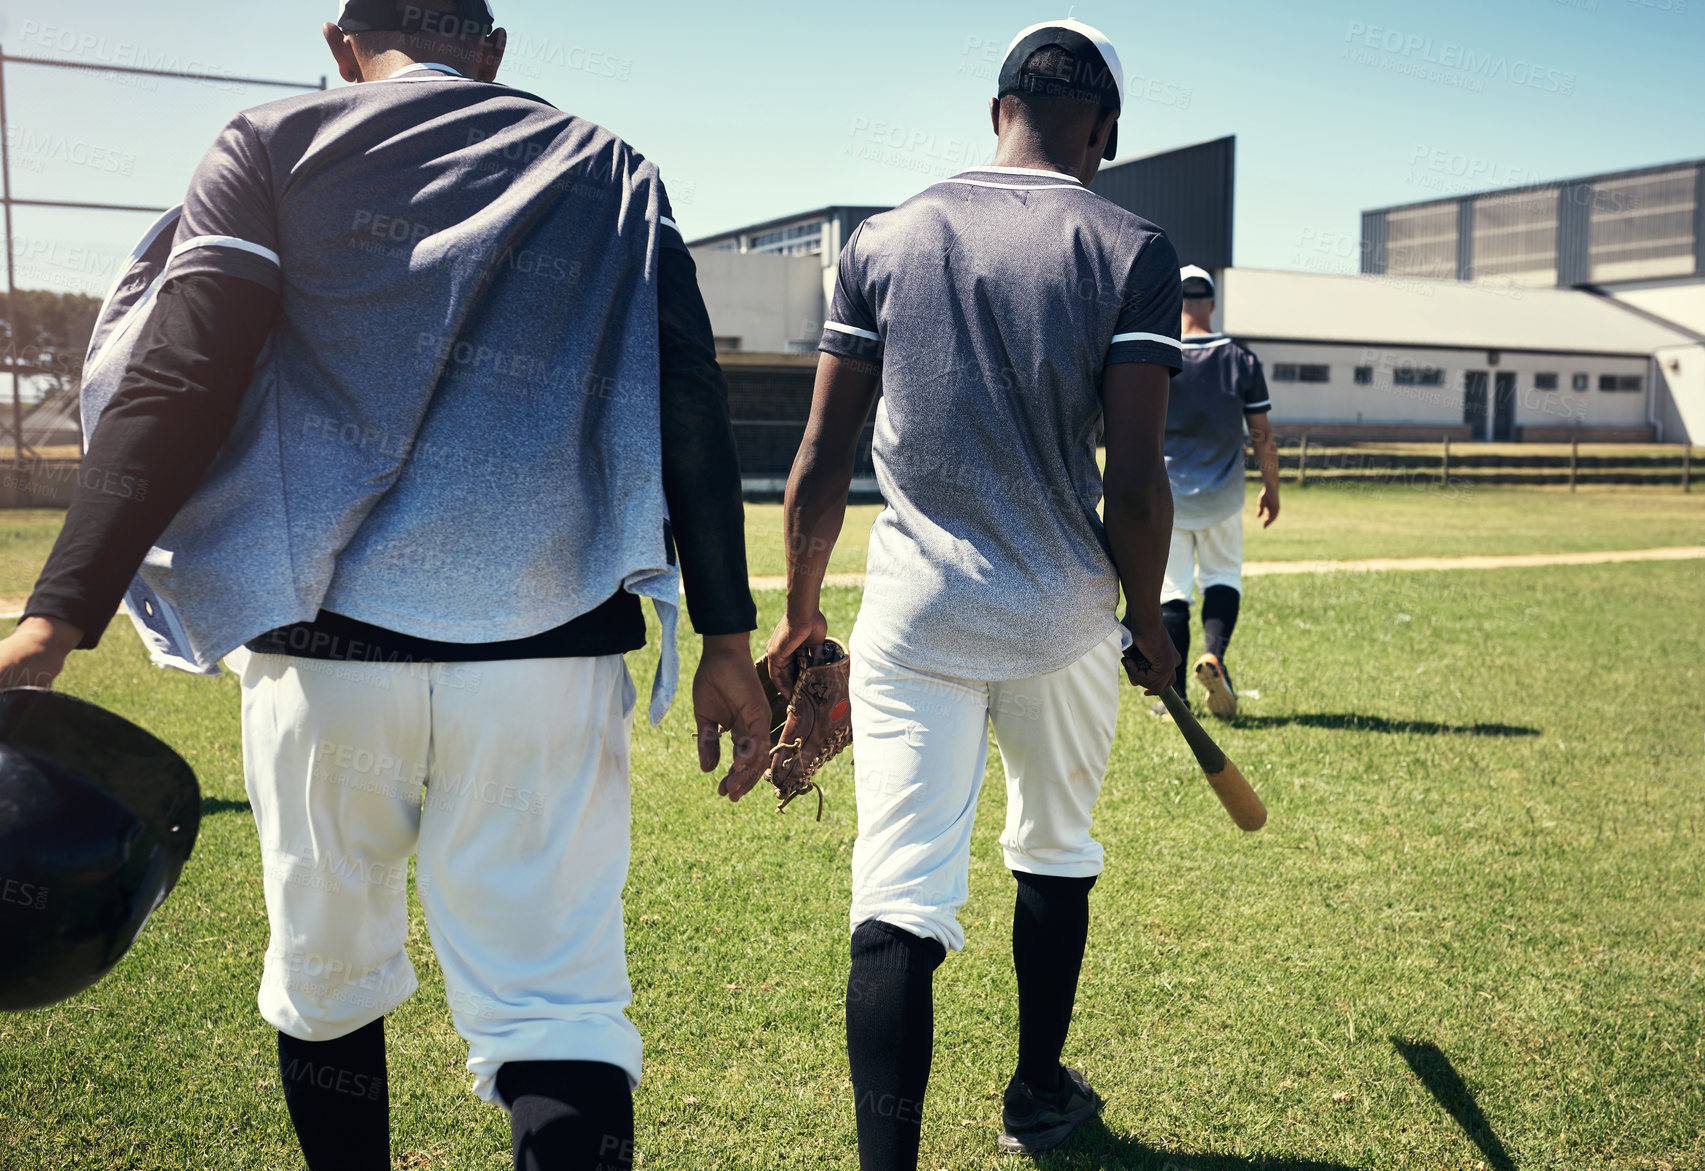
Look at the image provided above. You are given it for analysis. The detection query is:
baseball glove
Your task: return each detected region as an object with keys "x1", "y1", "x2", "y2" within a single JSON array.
[{"x1": 757, "y1": 638, "x2": 852, "y2": 820}]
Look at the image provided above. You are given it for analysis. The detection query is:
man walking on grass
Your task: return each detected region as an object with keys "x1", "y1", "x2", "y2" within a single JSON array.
[
  {"x1": 1154, "y1": 264, "x2": 1281, "y2": 722},
  {"x1": 765, "y1": 18, "x2": 1182, "y2": 1167},
  {"x1": 0, "y1": 3, "x2": 772, "y2": 1168}
]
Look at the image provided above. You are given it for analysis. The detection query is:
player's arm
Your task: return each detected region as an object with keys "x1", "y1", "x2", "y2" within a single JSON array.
[
  {"x1": 1241, "y1": 349, "x2": 1279, "y2": 527},
  {"x1": 766, "y1": 222, "x2": 882, "y2": 693},
  {"x1": 0, "y1": 274, "x2": 278, "y2": 688},
  {"x1": 655, "y1": 242, "x2": 772, "y2": 801},
  {"x1": 766, "y1": 353, "x2": 879, "y2": 692},
  {"x1": 1101, "y1": 361, "x2": 1182, "y2": 694},
  {"x1": 0, "y1": 114, "x2": 281, "y2": 689}
]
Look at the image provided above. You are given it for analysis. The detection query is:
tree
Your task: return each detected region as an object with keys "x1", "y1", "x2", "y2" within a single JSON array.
[{"x1": 0, "y1": 288, "x2": 101, "y2": 382}]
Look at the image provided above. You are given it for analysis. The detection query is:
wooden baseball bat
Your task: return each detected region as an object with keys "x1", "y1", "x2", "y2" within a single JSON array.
[{"x1": 1153, "y1": 684, "x2": 1267, "y2": 832}]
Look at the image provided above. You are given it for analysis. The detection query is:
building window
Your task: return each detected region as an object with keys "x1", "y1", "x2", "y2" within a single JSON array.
[
  {"x1": 1272, "y1": 363, "x2": 1298, "y2": 381},
  {"x1": 1572, "y1": 373, "x2": 1590, "y2": 391},
  {"x1": 1534, "y1": 373, "x2": 1559, "y2": 390},
  {"x1": 1599, "y1": 374, "x2": 1643, "y2": 392},
  {"x1": 1394, "y1": 366, "x2": 1445, "y2": 387},
  {"x1": 1354, "y1": 366, "x2": 1373, "y2": 385},
  {"x1": 1298, "y1": 364, "x2": 1331, "y2": 383},
  {"x1": 750, "y1": 221, "x2": 825, "y2": 256},
  {"x1": 714, "y1": 337, "x2": 741, "y2": 352}
]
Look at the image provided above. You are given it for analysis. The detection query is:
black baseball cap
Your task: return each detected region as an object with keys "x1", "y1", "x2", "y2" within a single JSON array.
[
  {"x1": 997, "y1": 18, "x2": 1125, "y2": 161},
  {"x1": 336, "y1": 0, "x2": 495, "y2": 35}
]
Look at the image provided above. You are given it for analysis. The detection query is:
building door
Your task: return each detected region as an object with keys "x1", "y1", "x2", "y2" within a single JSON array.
[
  {"x1": 1464, "y1": 371, "x2": 1488, "y2": 441},
  {"x1": 1493, "y1": 371, "x2": 1516, "y2": 442}
]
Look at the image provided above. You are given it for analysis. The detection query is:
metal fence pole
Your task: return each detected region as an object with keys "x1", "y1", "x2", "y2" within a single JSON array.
[
  {"x1": 1299, "y1": 434, "x2": 1309, "y2": 487},
  {"x1": 0, "y1": 50, "x2": 321, "y2": 488},
  {"x1": 0, "y1": 47, "x2": 21, "y2": 472},
  {"x1": 1441, "y1": 435, "x2": 1450, "y2": 487},
  {"x1": 1685, "y1": 444, "x2": 1692, "y2": 494},
  {"x1": 1569, "y1": 438, "x2": 1579, "y2": 492}
]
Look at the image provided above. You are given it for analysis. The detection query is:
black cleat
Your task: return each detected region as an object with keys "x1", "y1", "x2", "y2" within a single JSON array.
[{"x1": 997, "y1": 1066, "x2": 1102, "y2": 1156}]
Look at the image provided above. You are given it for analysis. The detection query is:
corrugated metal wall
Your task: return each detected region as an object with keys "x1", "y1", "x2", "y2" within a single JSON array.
[
  {"x1": 1556, "y1": 184, "x2": 1594, "y2": 287},
  {"x1": 1366, "y1": 159, "x2": 1705, "y2": 289},
  {"x1": 1696, "y1": 164, "x2": 1705, "y2": 275},
  {"x1": 1089, "y1": 136, "x2": 1235, "y2": 269},
  {"x1": 1361, "y1": 211, "x2": 1388, "y2": 274}
]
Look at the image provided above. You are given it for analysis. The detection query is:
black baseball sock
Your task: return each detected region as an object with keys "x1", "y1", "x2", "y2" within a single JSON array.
[
  {"x1": 497, "y1": 1060, "x2": 634, "y2": 1171},
  {"x1": 1201, "y1": 586, "x2": 1241, "y2": 668},
  {"x1": 1011, "y1": 872, "x2": 1097, "y2": 1093},
  {"x1": 847, "y1": 920, "x2": 947, "y2": 1171},
  {"x1": 1161, "y1": 600, "x2": 1191, "y2": 695},
  {"x1": 277, "y1": 1017, "x2": 389, "y2": 1170}
]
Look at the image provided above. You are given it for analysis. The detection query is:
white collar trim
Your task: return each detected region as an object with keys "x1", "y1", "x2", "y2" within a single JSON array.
[
  {"x1": 387, "y1": 62, "x2": 466, "y2": 80},
  {"x1": 956, "y1": 165, "x2": 1084, "y2": 186}
]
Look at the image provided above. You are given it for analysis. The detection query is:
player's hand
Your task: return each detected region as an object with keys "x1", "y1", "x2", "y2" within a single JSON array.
[
  {"x1": 0, "y1": 617, "x2": 82, "y2": 690},
  {"x1": 1121, "y1": 619, "x2": 1182, "y2": 696},
  {"x1": 765, "y1": 609, "x2": 829, "y2": 698},
  {"x1": 1257, "y1": 486, "x2": 1280, "y2": 528},
  {"x1": 692, "y1": 633, "x2": 772, "y2": 803}
]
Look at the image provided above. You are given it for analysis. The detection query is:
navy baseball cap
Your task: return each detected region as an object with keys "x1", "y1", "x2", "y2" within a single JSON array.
[
  {"x1": 998, "y1": 18, "x2": 1125, "y2": 161},
  {"x1": 336, "y1": 0, "x2": 495, "y2": 34}
]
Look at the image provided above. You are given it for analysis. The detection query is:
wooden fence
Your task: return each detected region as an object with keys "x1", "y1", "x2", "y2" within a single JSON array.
[{"x1": 1251, "y1": 438, "x2": 1698, "y2": 491}]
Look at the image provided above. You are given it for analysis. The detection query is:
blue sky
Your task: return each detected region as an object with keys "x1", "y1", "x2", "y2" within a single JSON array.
[{"x1": 0, "y1": 0, "x2": 1700, "y2": 296}]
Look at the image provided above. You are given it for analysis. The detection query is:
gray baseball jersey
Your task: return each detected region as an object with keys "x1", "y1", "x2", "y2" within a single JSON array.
[
  {"x1": 819, "y1": 165, "x2": 1182, "y2": 682},
  {"x1": 1165, "y1": 334, "x2": 1271, "y2": 529}
]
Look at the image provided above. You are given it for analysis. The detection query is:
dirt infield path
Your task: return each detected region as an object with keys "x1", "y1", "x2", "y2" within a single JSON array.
[{"x1": 745, "y1": 545, "x2": 1705, "y2": 592}]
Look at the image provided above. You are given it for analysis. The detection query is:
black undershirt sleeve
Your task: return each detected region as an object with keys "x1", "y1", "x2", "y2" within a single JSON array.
[
  {"x1": 25, "y1": 272, "x2": 278, "y2": 648},
  {"x1": 657, "y1": 246, "x2": 757, "y2": 637}
]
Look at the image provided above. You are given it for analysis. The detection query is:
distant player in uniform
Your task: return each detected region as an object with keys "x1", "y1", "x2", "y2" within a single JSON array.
[
  {"x1": 765, "y1": 19, "x2": 1182, "y2": 1167},
  {"x1": 1156, "y1": 265, "x2": 1280, "y2": 722},
  {"x1": 0, "y1": 3, "x2": 773, "y2": 1169}
]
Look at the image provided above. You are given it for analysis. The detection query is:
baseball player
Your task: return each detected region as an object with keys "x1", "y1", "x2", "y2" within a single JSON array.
[
  {"x1": 1156, "y1": 265, "x2": 1280, "y2": 722},
  {"x1": 765, "y1": 19, "x2": 1183, "y2": 1166},
  {"x1": 0, "y1": 3, "x2": 773, "y2": 1169}
]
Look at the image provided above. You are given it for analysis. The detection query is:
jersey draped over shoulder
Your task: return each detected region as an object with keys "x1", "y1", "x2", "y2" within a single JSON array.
[
  {"x1": 819, "y1": 166, "x2": 1183, "y2": 681},
  {"x1": 109, "y1": 69, "x2": 690, "y2": 722}
]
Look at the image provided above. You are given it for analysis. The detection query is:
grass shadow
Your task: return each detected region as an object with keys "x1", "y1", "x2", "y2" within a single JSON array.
[
  {"x1": 1392, "y1": 1037, "x2": 1516, "y2": 1171},
  {"x1": 1034, "y1": 1117, "x2": 1359, "y2": 1170},
  {"x1": 1234, "y1": 713, "x2": 1539, "y2": 737},
  {"x1": 200, "y1": 796, "x2": 251, "y2": 817}
]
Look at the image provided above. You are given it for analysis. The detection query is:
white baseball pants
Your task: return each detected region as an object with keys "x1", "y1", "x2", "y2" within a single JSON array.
[
  {"x1": 1161, "y1": 509, "x2": 1245, "y2": 604},
  {"x1": 847, "y1": 631, "x2": 1124, "y2": 953},
  {"x1": 240, "y1": 651, "x2": 642, "y2": 1103}
]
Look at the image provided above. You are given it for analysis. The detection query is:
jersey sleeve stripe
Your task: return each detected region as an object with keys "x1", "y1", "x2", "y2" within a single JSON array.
[
  {"x1": 660, "y1": 215, "x2": 681, "y2": 235},
  {"x1": 824, "y1": 321, "x2": 880, "y2": 342},
  {"x1": 1111, "y1": 331, "x2": 1183, "y2": 350},
  {"x1": 170, "y1": 235, "x2": 282, "y2": 268},
  {"x1": 1244, "y1": 400, "x2": 1272, "y2": 410}
]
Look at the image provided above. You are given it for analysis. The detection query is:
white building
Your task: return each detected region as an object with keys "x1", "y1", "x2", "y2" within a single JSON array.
[{"x1": 1219, "y1": 267, "x2": 1700, "y2": 443}]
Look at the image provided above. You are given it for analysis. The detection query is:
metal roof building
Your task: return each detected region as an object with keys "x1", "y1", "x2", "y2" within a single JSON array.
[
  {"x1": 1362, "y1": 157, "x2": 1705, "y2": 289},
  {"x1": 1090, "y1": 135, "x2": 1234, "y2": 271}
]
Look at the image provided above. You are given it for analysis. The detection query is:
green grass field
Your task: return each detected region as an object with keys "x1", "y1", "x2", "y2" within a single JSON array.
[
  {"x1": 742, "y1": 483, "x2": 1705, "y2": 580},
  {"x1": 2, "y1": 491, "x2": 1703, "y2": 1170}
]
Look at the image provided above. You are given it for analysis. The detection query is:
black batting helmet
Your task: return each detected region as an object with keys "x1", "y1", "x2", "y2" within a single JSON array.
[{"x1": 0, "y1": 689, "x2": 200, "y2": 1012}]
